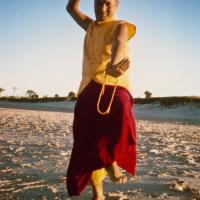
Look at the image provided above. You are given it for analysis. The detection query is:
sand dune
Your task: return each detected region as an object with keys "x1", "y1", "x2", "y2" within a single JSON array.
[{"x1": 0, "y1": 100, "x2": 199, "y2": 124}]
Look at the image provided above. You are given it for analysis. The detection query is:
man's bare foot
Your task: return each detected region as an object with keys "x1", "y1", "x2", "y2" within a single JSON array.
[
  {"x1": 109, "y1": 174, "x2": 127, "y2": 183},
  {"x1": 106, "y1": 161, "x2": 127, "y2": 184}
]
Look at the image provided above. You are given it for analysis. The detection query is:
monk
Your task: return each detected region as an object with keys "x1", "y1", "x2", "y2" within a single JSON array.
[{"x1": 66, "y1": 0, "x2": 137, "y2": 199}]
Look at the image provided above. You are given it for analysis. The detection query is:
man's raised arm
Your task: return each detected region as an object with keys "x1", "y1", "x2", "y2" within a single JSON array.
[{"x1": 66, "y1": 0, "x2": 94, "y2": 31}]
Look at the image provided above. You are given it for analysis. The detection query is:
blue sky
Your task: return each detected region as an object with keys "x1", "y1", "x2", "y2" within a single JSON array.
[{"x1": 0, "y1": 0, "x2": 199, "y2": 97}]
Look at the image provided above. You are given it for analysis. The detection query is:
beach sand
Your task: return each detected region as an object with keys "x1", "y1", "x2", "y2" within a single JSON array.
[{"x1": 0, "y1": 108, "x2": 199, "y2": 200}]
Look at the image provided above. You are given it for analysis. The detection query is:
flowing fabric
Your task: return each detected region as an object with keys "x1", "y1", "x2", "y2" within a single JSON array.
[{"x1": 66, "y1": 80, "x2": 136, "y2": 196}]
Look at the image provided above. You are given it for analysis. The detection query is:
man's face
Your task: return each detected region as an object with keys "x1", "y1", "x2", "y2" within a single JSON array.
[{"x1": 94, "y1": 0, "x2": 119, "y2": 21}]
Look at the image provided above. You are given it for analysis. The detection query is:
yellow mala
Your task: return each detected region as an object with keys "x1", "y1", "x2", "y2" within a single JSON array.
[{"x1": 97, "y1": 71, "x2": 118, "y2": 115}]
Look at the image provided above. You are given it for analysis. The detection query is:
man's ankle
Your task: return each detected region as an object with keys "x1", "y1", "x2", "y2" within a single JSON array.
[{"x1": 106, "y1": 163, "x2": 122, "y2": 178}]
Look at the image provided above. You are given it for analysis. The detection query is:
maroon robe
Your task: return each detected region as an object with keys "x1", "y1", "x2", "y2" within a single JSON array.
[{"x1": 66, "y1": 80, "x2": 136, "y2": 196}]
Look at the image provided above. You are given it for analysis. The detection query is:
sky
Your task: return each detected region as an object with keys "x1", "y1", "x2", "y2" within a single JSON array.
[{"x1": 0, "y1": 0, "x2": 200, "y2": 97}]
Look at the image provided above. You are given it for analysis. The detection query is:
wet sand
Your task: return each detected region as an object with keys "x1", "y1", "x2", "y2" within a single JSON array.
[{"x1": 0, "y1": 108, "x2": 199, "y2": 200}]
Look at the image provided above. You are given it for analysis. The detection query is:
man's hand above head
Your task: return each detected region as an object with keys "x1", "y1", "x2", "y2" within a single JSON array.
[{"x1": 66, "y1": 0, "x2": 94, "y2": 31}]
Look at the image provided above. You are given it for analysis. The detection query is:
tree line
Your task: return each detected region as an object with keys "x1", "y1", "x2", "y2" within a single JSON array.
[
  {"x1": 0, "y1": 87, "x2": 152, "y2": 99},
  {"x1": 0, "y1": 87, "x2": 77, "y2": 100}
]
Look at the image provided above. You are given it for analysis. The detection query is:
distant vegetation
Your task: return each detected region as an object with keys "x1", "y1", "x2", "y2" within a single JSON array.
[
  {"x1": 144, "y1": 90, "x2": 152, "y2": 98},
  {"x1": 26, "y1": 90, "x2": 39, "y2": 99},
  {"x1": 0, "y1": 87, "x2": 77, "y2": 102},
  {"x1": 67, "y1": 91, "x2": 77, "y2": 101},
  {"x1": 0, "y1": 95, "x2": 200, "y2": 107},
  {"x1": 0, "y1": 87, "x2": 5, "y2": 96},
  {"x1": 0, "y1": 86, "x2": 200, "y2": 107},
  {"x1": 134, "y1": 96, "x2": 200, "y2": 108}
]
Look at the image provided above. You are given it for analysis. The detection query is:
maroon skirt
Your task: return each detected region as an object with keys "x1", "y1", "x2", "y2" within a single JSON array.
[{"x1": 66, "y1": 80, "x2": 136, "y2": 196}]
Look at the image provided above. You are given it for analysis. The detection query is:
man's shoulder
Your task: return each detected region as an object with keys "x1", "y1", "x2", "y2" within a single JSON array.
[
  {"x1": 113, "y1": 19, "x2": 137, "y2": 40},
  {"x1": 115, "y1": 19, "x2": 136, "y2": 27}
]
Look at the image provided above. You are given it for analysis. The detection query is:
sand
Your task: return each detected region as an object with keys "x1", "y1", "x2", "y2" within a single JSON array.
[{"x1": 0, "y1": 108, "x2": 199, "y2": 200}]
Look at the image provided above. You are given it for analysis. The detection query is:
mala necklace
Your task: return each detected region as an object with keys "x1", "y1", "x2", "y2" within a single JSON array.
[{"x1": 96, "y1": 71, "x2": 118, "y2": 115}]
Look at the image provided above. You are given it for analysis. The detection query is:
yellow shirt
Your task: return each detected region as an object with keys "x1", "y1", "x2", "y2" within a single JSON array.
[{"x1": 77, "y1": 17, "x2": 136, "y2": 96}]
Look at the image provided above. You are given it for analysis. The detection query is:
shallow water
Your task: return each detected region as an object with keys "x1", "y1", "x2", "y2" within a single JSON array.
[{"x1": 0, "y1": 108, "x2": 199, "y2": 200}]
